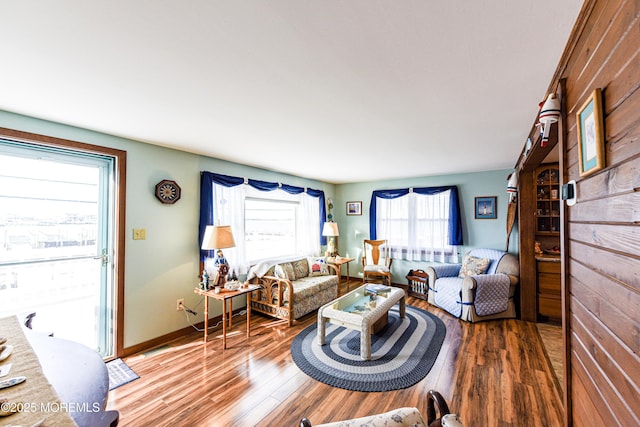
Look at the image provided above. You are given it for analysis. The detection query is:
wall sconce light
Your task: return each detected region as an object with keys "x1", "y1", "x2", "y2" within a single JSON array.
[{"x1": 538, "y1": 93, "x2": 561, "y2": 147}]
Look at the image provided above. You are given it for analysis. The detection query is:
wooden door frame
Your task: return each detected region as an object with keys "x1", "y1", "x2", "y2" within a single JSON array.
[
  {"x1": 0, "y1": 127, "x2": 127, "y2": 358},
  {"x1": 514, "y1": 78, "x2": 571, "y2": 425}
]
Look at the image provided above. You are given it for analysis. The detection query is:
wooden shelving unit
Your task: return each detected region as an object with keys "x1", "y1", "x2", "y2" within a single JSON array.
[
  {"x1": 515, "y1": 130, "x2": 562, "y2": 322},
  {"x1": 535, "y1": 165, "x2": 561, "y2": 235},
  {"x1": 534, "y1": 163, "x2": 561, "y2": 323}
]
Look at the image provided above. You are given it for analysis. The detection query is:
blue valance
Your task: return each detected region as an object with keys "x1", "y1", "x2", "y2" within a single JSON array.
[
  {"x1": 369, "y1": 186, "x2": 463, "y2": 245},
  {"x1": 199, "y1": 171, "x2": 327, "y2": 261}
]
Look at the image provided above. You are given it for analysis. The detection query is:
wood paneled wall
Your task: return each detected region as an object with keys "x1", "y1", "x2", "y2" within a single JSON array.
[{"x1": 551, "y1": 0, "x2": 640, "y2": 425}]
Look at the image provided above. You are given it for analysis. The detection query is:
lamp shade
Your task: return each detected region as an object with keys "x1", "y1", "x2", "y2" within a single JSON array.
[
  {"x1": 201, "y1": 225, "x2": 236, "y2": 250},
  {"x1": 322, "y1": 222, "x2": 339, "y2": 237}
]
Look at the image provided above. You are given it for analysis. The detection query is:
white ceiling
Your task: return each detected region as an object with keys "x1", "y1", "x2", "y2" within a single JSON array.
[{"x1": 0, "y1": 1, "x2": 582, "y2": 184}]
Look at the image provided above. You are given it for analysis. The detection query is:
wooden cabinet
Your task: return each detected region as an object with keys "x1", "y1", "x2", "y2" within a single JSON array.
[
  {"x1": 535, "y1": 165, "x2": 560, "y2": 235},
  {"x1": 537, "y1": 257, "x2": 561, "y2": 322},
  {"x1": 534, "y1": 164, "x2": 561, "y2": 323}
]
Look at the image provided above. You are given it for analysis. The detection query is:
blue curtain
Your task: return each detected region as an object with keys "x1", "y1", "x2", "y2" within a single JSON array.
[
  {"x1": 369, "y1": 186, "x2": 463, "y2": 245},
  {"x1": 199, "y1": 171, "x2": 326, "y2": 261}
]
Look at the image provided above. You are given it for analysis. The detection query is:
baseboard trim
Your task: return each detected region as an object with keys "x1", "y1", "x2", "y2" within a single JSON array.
[
  {"x1": 121, "y1": 282, "x2": 406, "y2": 357},
  {"x1": 121, "y1": 309, "x2": 238, "y2": 357}
]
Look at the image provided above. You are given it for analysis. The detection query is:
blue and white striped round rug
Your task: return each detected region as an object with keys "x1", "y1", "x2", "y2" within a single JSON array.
[{"x1": 291, "y1": 305, "x2": 446, "y2": 391}]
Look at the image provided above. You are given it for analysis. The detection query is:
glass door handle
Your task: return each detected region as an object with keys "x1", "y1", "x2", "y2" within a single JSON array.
[{"x1": 93, "y1": 249, "x2": 110, "y2": 266}]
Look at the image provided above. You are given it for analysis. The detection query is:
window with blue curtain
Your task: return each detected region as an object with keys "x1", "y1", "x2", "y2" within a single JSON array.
[
  {"x1": 370, "y1": 186, "x2": 463, "y2": 263},
  {"x1": 199, "y1": 172, "x2": 327, "y2": 274}
]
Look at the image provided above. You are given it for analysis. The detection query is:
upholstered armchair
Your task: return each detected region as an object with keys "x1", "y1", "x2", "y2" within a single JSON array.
[{"x1": 426, "y1": 248, "x2": 519, "y2": 322}]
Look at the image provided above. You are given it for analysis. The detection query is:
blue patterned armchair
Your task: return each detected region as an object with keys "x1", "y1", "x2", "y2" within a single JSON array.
[{"x1": 426, "y1": 248, "x2": 519, "y2": 322}]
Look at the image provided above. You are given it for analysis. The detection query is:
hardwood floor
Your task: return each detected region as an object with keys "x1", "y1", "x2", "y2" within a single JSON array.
[
  {"x1": 106, "y1": 296, "x2": 563, "y2": 426},
  {"x1": 536, "y1": 322, "x2": 564, "y2": 391}
]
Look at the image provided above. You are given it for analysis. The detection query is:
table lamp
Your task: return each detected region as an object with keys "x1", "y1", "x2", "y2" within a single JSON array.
[
  {"x1": 201, "y1": 225, "x2": 236, "y2": 288},
  {"x1": 322, "y1": 222, "x2": 339, "y2": 257}
]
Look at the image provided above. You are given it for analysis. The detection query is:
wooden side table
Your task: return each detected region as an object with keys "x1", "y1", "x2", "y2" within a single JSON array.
[
  {"x1": 193, "y1": 284, "x2": 261, "y2": 349},
  {"x1": 328, "y1": 256, "x2": 355, "y2": 291}
]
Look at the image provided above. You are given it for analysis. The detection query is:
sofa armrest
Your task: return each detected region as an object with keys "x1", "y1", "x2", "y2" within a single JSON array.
[
  {"x1": 495, "y1": 253, "x2": 519, "y2": 277},
  {"x1": 463, "y1": 273, "x2": 518, "y2": 289},
  {"x1": 425, "y1": 263, "x2": 461, "y2": 283},
  {"x1": 258, "y1": 275, "x2": 294, "y2": 307},
  {"x1": 461, "y1": 273, "x2": 512, "y2": 303}
]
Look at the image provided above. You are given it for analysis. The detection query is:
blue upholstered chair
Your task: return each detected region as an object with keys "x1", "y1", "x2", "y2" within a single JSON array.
[{"x1": 426, "y1": 248, "x2": 519, "y2": 322}]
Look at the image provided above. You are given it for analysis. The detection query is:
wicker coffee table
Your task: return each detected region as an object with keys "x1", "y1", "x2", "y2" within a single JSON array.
[{"x1": 317, "y1": 284, "x2": 405, "y2": 360}]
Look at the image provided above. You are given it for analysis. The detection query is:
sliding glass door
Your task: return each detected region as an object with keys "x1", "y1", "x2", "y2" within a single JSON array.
[{"x1": 0, "y1": 139, "x2": 116, "y2": 357}]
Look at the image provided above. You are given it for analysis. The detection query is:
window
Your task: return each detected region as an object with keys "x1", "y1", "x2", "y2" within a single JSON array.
[
  {"x1": 244, "y1": 198, "x2": 298, "y2": 263},
  {"x1": 199, "y1": 172, "x2": 326, "y2": 274},
  {"x1": 371, "y1": 186, "x2": 462, "y2": 264}
]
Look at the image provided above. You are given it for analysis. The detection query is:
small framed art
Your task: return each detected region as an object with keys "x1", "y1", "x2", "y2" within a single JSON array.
[
  {"x1": 577, "y1": 88, "x2": 605, "y2": 177},
  {"x1": 346, "y1": 201, "x2": 362, "y2": 216},
  {"x1": 475, "y1": 196, "x2": 497, "y2": 219}
]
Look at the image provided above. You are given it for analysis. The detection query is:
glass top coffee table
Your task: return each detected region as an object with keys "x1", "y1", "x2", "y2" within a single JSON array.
[{"x1": 317, "y1": 283, "x2": 406, "y2": 360}]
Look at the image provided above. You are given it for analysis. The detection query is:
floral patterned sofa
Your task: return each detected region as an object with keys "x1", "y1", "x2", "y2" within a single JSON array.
[
  {"x1": 301, "y1": 407, "x2": 428, "y2": 427},
  {"x1": 249, "y1": 257, "x2": 339, "y2": 326},
  {"x1": 299, "y1": 389, "x2": 461, "y2": 427}
]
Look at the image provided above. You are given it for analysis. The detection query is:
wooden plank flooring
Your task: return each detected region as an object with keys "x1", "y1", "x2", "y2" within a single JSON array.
[
  {"x1": 536, "y1": 323, "x2": 564, "y2": 390},
  {"x1": 106, "y1": 296, "x2": 564, "y2": 426}
]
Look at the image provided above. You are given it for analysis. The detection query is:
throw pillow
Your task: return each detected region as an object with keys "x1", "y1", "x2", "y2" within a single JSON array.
[
  {"x1": 307, "y1": 257, "x2": 330, "y2": 276},
  {"x1": 291, "y1": 259, "x2": 309, "y2": 280},
  {"x1": 281, "y1": 262, "x2": 295, "y2": 281},
  {"x1": 458, "y1": 255, "x2": 490, "y2": 278},
  {"x1": 274, "y1": 264, "x2": 289, "y2": 280}
]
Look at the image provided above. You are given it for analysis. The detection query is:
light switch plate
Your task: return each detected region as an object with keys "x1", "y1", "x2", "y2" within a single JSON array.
[{"x1": 133, "y1": 228, "x2": 146, "y2": 240}]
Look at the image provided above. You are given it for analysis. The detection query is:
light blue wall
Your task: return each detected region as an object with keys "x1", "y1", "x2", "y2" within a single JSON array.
[
  {"x1": 1, "y1": 110, "x2": 517, "y2": 348},
  {"x1": 333, "y1": 170, "x2": 519, "y2": 285}
]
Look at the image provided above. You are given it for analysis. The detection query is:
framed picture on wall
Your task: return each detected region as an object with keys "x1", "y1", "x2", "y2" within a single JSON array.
[
  {"x1": 475, "y1": 196, "x2": 497, "y2": 219},
  {"x1": 577, "y1": 88, "x2": 605, "y2": 177},
  {"x1": 346, "y1": 201, "x2": 362, "y2": 216}
]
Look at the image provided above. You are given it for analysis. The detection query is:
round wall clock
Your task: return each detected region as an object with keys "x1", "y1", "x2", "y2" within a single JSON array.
[{"x1": 155, "y1": 179, "x2": 181, "y2": 204}]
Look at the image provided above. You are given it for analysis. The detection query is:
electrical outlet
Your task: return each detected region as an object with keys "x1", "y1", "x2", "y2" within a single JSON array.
[{"x1": 176, "y1": 298, "x2": 184, "y2": 311}]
